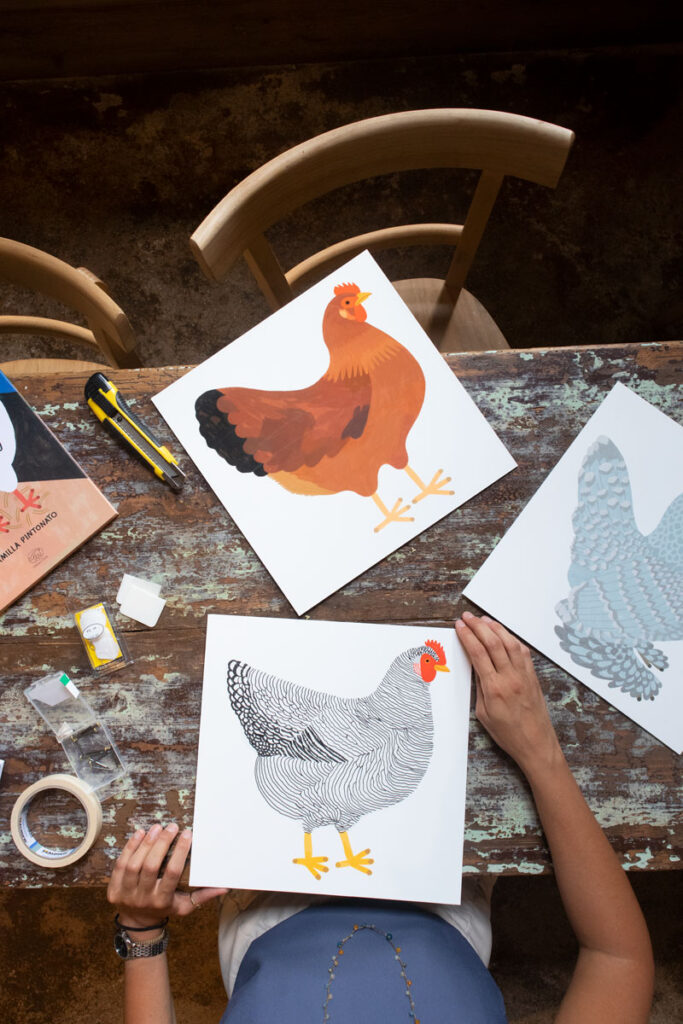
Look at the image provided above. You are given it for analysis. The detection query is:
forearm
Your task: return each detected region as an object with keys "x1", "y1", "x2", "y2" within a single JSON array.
[
  {"x1": 108, "y1": 824, "x2": 226, "y2": 1024},
  {"x1": 124, "y1": 954, "x2": 176, "y2": 1024},
  {"x1": 525, "y1": 749, "x2": 651, "y2": 961},
  {"x1": 455, "y1": 615, "x2": 653, "y2": 1022},
  {"x1": 524, "y1": 749, "x2": 653, "y2": 1021}
]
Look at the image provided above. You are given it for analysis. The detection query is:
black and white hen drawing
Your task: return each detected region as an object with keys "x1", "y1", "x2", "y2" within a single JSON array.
[
  {"x1": 226, "y1": 640, "x2": 449, "y2": 879},
  {"x1": 555, "y1": 436, "x2": 683, "y2": 701}
]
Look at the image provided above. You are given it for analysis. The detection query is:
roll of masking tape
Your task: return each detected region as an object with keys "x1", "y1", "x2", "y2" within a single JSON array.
[{"x1": 10, "y1": 773, "x2": 103, "y2": 868}]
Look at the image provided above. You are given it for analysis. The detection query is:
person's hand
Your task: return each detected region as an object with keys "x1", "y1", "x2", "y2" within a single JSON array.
[
  {"x1": 455, "y1": 612, "x2": 563, "y2": 778},
  {"x1": 107, "y1": 823, "x2": 227, "y2": 932}
]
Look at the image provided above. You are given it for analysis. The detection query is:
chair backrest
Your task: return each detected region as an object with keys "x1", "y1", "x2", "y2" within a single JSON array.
[
  {"x1": 190, "y1": 108, "x2": 575, "y2": 312},
  {"x1": 0, "y1": 238, "x2": 140, "y2": 372}
]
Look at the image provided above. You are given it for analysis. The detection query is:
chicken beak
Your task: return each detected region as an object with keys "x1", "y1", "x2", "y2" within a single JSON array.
[
  {"x1": 434, "y1": 664, "x2": 450, "y2": 673},
  {"x1": 355, "y1": 291, "x2": 371, "y2": 305}
]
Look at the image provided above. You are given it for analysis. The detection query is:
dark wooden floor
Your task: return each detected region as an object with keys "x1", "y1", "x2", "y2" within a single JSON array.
[
  {"x1": 2, "y1": 2, "x2": 680, "y2": 81},
  {"x1": 1, "y1": 46, "x2": 682, "y2": 367},
  {"x1": 1, "y1": 873, "x2": 681, "y2": 1023}
]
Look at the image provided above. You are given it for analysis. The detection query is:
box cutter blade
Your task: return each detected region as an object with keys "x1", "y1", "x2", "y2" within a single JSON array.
[{"x1": 85, "y1": 373, "x2": 185, "y2": 491}]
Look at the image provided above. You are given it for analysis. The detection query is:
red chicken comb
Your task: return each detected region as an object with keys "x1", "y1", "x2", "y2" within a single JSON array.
[
  {"x1": 334, "y1": 282, "x2": 360, "y2": 297},
  {"x1": 425, "y1": 639, "x2": 447, "y2": 665}
]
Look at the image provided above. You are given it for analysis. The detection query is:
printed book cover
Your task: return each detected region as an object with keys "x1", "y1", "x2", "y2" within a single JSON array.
[{"x1": 0, "y1": 372, "x2": 118, "y2": 612}]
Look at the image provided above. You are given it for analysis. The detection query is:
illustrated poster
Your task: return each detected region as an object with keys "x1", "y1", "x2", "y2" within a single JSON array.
[
  {"x1": 153, "y1": 251, "x2": 515, "y2": 614},
  {"x1": 465, "y1": 383, "x2": 683, "y2": 754},
  {"x1": 190, "y1": 615, "x2": 472, "y2": 904},
  {"x1": 0, "y1": 372, "x2": 117, "y2": 612}
]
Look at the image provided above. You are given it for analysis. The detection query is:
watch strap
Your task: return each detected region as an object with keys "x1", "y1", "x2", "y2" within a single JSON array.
[
  {"x1": 115, "y1": 926, "x2": 169, "y2": 959},
  {"x1": 115, "y1": 913, "x2": 169, "y2": 932}
]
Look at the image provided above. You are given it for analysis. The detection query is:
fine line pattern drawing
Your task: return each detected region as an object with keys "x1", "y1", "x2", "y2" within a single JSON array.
[
  {"x1": 555, "y1": 435, "x2": 683, "y2": 701},
  {"x1": 226, "y1": 641, "x2": 449, "y2": 879}
]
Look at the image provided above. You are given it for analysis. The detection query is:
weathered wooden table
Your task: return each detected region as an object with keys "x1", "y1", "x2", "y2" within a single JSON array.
[{"x1": 1, "y1": 342, "x2": 681, "y2": 887}]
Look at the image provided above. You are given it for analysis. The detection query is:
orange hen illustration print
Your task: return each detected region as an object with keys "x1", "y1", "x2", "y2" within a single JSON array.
[{"x1": 195, "y1": 283, "x2": 453, "y2": 532}]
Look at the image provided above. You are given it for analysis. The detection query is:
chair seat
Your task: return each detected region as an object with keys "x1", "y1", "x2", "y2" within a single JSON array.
[
  {"x1": 392, "y1": 279, "x2": 509, "y2": 353},
  {"x1": 0, "y1": 358, "x2": 111, "y2": 376},
  {"x1": 190, "y1": 111, "x2": 574, "y2": 352}
]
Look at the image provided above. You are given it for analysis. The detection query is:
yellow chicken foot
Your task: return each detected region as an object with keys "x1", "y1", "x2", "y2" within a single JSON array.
[
  {"x1": 292, "y1": 832, "x2": 329, "y2": 880},
  {"x1": 405, "y1": 466, "x2": 454, "y2": 504},
  {"x1": 371, "y1": 492, "x2": 414, "y2": 533},
  {"x1": 335, "y1": 831, "x2": 374, "y2": 875}
]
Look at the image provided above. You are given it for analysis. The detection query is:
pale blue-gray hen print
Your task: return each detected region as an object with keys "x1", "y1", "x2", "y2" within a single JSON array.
[{"x1": 555, "y1": 436, "x2": 683, "y2": 701}]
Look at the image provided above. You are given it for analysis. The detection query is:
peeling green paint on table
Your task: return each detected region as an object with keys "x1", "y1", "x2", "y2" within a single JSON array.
[{"x1": 0, "y1": 342, "x2": 681, "y2": 887}]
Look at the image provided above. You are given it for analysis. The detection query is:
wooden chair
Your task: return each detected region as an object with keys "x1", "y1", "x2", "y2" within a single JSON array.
[
  {"x1": 190, "y1": 108, "x2": 575, "y2": 352},
  {"x1": 0, "y1": 238, "x2": 141, "y2": 375}
]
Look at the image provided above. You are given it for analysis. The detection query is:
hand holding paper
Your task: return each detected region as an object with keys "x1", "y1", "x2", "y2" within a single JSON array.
[
  {"x1": 107, "y1": 824, "x2": 226, "y2": 929},
  {"x1": 456, "y1": 613, "x2": 562, "y2": 777}
]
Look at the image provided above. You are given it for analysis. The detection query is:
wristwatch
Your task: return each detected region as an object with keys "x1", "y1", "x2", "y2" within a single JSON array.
[{"x1": 114, "y1": 926, "x2": 169, "y2": 959}]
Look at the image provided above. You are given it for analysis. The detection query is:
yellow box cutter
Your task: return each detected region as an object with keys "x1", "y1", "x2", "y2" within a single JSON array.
[{"x1": 85, "y1": 373, "x2": 185, "y2": 492}]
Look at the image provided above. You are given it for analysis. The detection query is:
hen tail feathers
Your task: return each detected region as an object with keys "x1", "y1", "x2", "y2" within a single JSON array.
[
  {"x1": 227, "y1": 659, "x2": 346, "y2": 762},
  {"x1": 555, "y1": 623, "x2": 664, "y2": 700},
  {"x1": 195, "y1": 390, "x2": 267, "y2": 476}
]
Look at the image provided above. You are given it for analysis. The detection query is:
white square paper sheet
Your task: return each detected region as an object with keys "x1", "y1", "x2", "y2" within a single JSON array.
[
  {"x1": 465, "y1": 383, "x2": 683, "y2": 754},
  {"x1": 190, "y1": 615, "x2": 472, "y2": 904},
  {"x1": 153, "y1": 252, "x2": 515, "y2": 614}
]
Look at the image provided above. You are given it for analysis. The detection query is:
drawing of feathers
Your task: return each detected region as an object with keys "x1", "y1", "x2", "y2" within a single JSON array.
[
  {"x1": 195, "y1": 282, "x2": 453, "y2": 534},
  {"x1": 555, "y1": 435, "x2": 683, "y2": 701},
  {"x1": 226, "y1": 642, "x2": 449, "y2": 879}
]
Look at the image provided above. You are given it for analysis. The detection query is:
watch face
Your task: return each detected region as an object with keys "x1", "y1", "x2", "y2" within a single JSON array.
[{"x1": 114, "y1": 932, "x2": 130, "y2": 958}]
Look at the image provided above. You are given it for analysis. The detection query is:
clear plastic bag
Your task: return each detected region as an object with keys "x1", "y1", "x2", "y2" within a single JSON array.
[{"x1": 25, "y1": 672, "x2": 126, "y2": 792}]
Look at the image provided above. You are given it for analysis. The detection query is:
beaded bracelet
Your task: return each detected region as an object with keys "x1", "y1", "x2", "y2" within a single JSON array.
[{"x1": 114, "y1": 913, "x2": 169, "y2": 932}]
